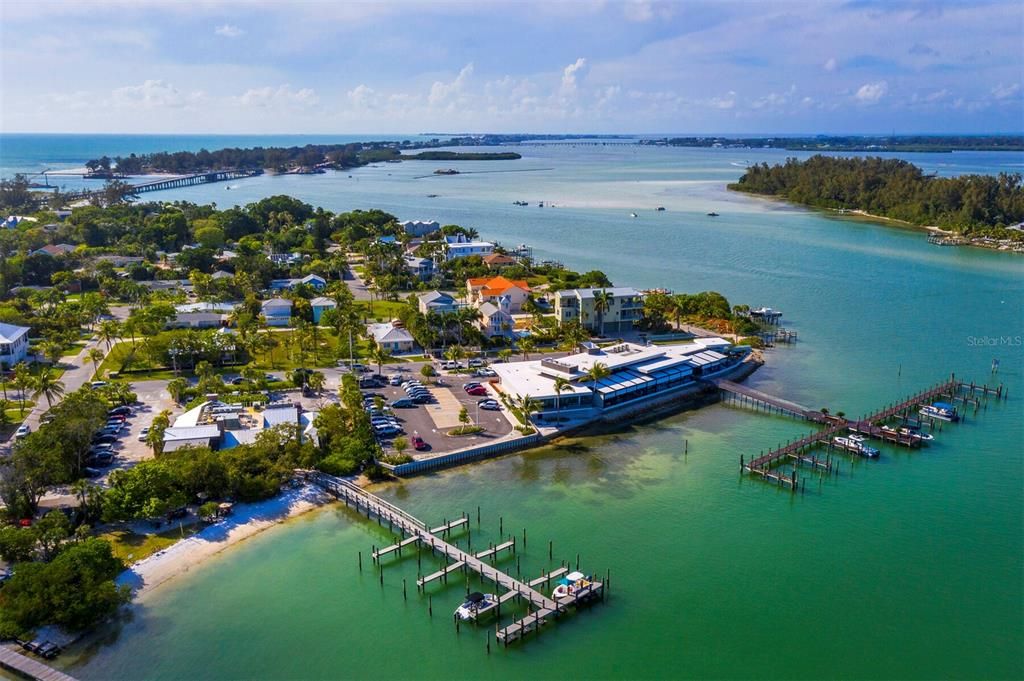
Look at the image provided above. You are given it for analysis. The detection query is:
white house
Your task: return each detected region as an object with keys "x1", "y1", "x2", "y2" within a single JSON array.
[
  {"x1": 310, "y1": 296, "x2": 337, "y2": 323},
  {"x1": 477, "y1": 297, "x2": 515, "y2": 338},
  {"x1": 261, "y1": 298, "x2": 293, "y2": 327},
  {"x1": 444, "y1": 234, "x2": 494, "y2": 260},
  {"x1": 404, "y1": 255, "x2": 435, "y2": 280},
  {"x1": 367, "y1": 321, "x2": 417, "y2": 354},
  {"x1": 0, "y1": 323, "x2": 30, "y2": 367},
  {"x1": 400, "y1": 220, "x2": 441, "y2": 237}
]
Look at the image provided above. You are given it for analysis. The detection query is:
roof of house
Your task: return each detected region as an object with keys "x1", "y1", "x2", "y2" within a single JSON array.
[
  {"x1": 211, "y1": 270, "x2": 234, "y2": 279},
  {"x1": 310, "y1": 296, "x2": 336, "y2": 307},
  {"x1": 262, "y1": 298, "x2": 293, "y2": 311},
  {"x1": 263, "y1": 405, "x2": 299, "y2": 429},
  {"x1": 300, "y1": 274, "x2": 326, "y2": 284},
  {"x1": 176, "y1": 301, "x2": 239, "y2": 313},
  {"x1": 419, "y1": 290, "x2": 456, "y2": 305},
  {"x1": 33, "y1": 244, "x2": 76, "y2": 256},
  {"x1": 0, "y1": 322, "x2": 30, "y2": 343},
  {"x1": 368, "y1": 322, "x2": 416, "y2": 344},
  {"x1": 560, "y1": 286, "x2": 643, "y2": 299},
  {"x1": 173, "y1": 312, "x2": 224, "y2": 324},
  {"x1": 467, "y1": 275, "x2": 530, "y2": 297},
  {"x1": 483, "y1": 253, "x2": 516, "y2": 265},
  {"x1": 478, "y1": 302, "x2": 511, "y2": 318}
]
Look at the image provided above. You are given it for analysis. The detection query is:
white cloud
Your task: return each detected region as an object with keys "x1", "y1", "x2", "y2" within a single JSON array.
[
  {"x1": 855, "y1": 81, "x2": 888, "y2": 104},
  {"x1": 823, "y1": 57, "x2": 838, "y2": 72},
  {"x1": 428, "y1": 63, "x2": 474, "y2": 105},
  {"x1": 236, "y1": 85, "x2": 319, "y2": 109},
  {"x1": 560, "y1": 58, "x2": 588, "y2": 97},
  {"x1": 214, "y1": 24, "x2": 244, "y2": 38},
  {"x1": 991, "y1": 83, "x2": 1019, "y2": 100},
  {"x1": 347, "y1": 84, "x2": 378, "y2": 108},
  {"x1": 110, "y1": 79, "x2": 202, "y2": 109},
  {"x1": 709, "y1": 91, "x2": 737, "y2": 109}
]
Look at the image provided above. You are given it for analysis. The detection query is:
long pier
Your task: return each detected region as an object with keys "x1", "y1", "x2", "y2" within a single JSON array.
[
  {"x1": 302, "y1": 471, "x2": 605, "y2": 647},
  {"x1": 63, "y1": 169, "x2": 261, "y2": 202},
  {"x1": 715, "y1": 379, "x2": 825, "y2": 421},
  {"x1": 740, "y1": 376, "x2": 1003, "y2": 490}
]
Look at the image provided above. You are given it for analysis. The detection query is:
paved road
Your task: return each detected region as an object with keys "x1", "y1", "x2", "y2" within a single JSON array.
[{"x1": 345, "y1": 267, "x2": 372, "y2": 301}]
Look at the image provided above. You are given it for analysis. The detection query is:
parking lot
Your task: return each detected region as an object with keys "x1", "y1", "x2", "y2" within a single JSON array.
[{"x1": 365, "y1": 367, "x2": 516, "y2": 457}]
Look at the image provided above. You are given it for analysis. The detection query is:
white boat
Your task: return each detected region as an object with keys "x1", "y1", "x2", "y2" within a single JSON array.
[
  {"x1": 920, "y1": 402, "x2": 958, "y2": 422},
  {"x1": 552, "y1": 571, "x2": 591, "y2": 599},
  {"x1": 630, "y1": 212, "x2": 637, "y2": 218},
  {"x1": 455, "y1": 592, "x2": 497, "y2": 620},
  {"x1": 833, "y1": 436, "x2": 880, "y2": 458}
]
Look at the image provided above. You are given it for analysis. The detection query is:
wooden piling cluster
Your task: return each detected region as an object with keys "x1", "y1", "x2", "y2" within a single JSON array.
[{"x1": 301, "y1": 470, "x2": 606, "y2": 649}]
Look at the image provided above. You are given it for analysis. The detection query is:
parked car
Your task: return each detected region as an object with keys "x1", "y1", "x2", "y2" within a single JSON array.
[
  {"x1": 100, "y1": 425, "x2": 123, "y2": 436},
  {"x1": 388, "y1": 375, "x2": 403, "y2": 386},
  {"x1": 40, "y1": 413, "x2": 56, "y2": 425},
  {"x1": 93, "y1": 433, "x2": 118, "y2": 445},
  {"x1": 90, "y1": 381, "x2": 107, "y2": 389},
  {"x1": 108, "y1": 406, "x2": 132, "y2": 417},
  {"x1": 14, "y1": 424, "x2": 30, "y2": 439},
  {"x1": 390, "y1": 398, "x2": 416, "y2": 408},
  {"x1": 411, "y1": 436, "x2": 430, "y2": 451},
  {"x1": 89, "y1": 442, "x2": 114, "y2": 452},
  {"x1": 463, "y1": 382, "x2": 481, "y2": 390},
  {"x1": 230, "y1": 377, "x2": 246, "y2": 385},
  {"x1": 87, "y1": 451, "x2": 114, "y2": 467},
  {"x1": 478, "y1": 399, "x2": 500, "y2": 410},
  {"x1": 82, "y1": 467, "x2": 103, "y2": 478},
  {"x1": 412, "y1": 394, "x2": 435, "y2": 404},
  {"x1": 468, "y1": 358, "x2": 485, "y2": 367},
  {"x1": 351, "y1": 363, "x2": 369, "y2": 373},
  {"x1": 465, "y1": 386, "x2": 488, "y2": 397},
  {"x1": 474, "y1": 368, "x2": 497, "y2": 377},
  {"x1": 138, "y1": 427, "x2": 150, "y2": 442}
]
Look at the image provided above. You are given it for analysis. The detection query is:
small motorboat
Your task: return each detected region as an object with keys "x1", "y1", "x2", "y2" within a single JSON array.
[
  {"x1": 655, "y1": 206, "x2": 666, "y2": 211},
  {"x1": 552, "y1": 571, "x2": 591, "y2": 599},
  {"x1": 706, "y1": 212, "x2": 720, "y2": 217},
  {"x1": 455, "y1": 592, "x2": 497, "y2": 620},
  {"x1": 833, "y1": 436, "x2": 879, "y2": 458},
  {"x1": 920, "y1": 402, "x2": 959, "y2": 422},
  {"x1": 630, "y1": 212, "x2": 638, "y2": 218}
]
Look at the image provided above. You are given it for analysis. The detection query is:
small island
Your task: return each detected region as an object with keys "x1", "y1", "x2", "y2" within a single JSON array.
[
  {"x1": 642, "y1": 134, "x2": 1024, "y2": 153},
  {"x1": 729, "y1": 155, "x2": 1024, "y2": 251}
]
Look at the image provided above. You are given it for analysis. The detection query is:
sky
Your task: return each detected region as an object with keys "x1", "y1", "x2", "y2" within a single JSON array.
[{"x1": 0, "y1": 0, "x2": 1021, "y2": 135}]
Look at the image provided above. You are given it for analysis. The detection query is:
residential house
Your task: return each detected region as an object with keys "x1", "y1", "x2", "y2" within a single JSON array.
[
  {"x1": 31, "y1": 243, "x2": 77, "y2": 257},
  {"x1": 211, "y1": 270, "x2": 234, "y2": 280},
  {"x1": 310, "y1": 296, "x2": 337, "y2": 323},
  {"x1": 166, "y1": 312, "x2": 227, "y2": 329},
  {"x1": 477, "y1": 297, "x2": 515, "y2": 338},
  {"x1": 466, "y1": 275, "x2": 530, "y2": 312},
  {"x1": 139, "y1": 279, "x2": 193, "y2": 294},
  {"x1": 482, "y1": 253, "x2": 516, "y2": 271},
  {"x1": 404, "y1": 255, "x2": 435, "y2": 280},
  {"x1": 269, "y1": 253, "x2": 304, "y2": 266},
  {"x1": 367, "y1": 321, "x2": 417, "y2": 354},
  {"x1": 553, "y1": 287, "x2": 646, "y2": 334},
  {"x1": 417, "y1": 290, "x2": 459, "y2": 316},
  {"x1": 261, "y1": 298, "x2": 293, "y2": 327},
  {"x1": 93, "y1": 255, "x2": 145, "y2": 267},
  {"x1": 0, "y1": 322, "x2": 30, "y2": 367},
  {"x1": 400, "y1": 220, "x2": 440, "y2": 237},
  {"x1": 444, "y1": 234, "x2": 494, "y2": 260},
  {"x1": 268, "y1": 274, "x2": 327, "y2": 292}
]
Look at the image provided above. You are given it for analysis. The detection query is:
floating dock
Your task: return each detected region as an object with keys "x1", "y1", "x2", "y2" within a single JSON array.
[
  {"x1": 304, "y1": 471, "x2": 606, "y2": 648},
  {"x1": 0, "y1": 646, "x2": 77, "y2": 681}
]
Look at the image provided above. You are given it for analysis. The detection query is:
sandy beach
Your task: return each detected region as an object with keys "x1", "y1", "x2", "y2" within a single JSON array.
[{"x1": 117, "y1": 484, "x2": 333, "y2": 602}]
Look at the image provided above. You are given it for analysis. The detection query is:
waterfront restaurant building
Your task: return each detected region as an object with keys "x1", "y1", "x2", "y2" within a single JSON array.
[{"x1": 490, "y1": 338, "x2": 742, "y2": 418}]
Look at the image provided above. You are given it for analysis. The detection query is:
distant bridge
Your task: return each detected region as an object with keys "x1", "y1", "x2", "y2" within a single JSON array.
[{"x1": 60, "y1": 169, "x2": 262, "y2": 203}]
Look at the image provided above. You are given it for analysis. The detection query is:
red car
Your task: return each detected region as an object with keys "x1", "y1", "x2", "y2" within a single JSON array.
[
  {"x1": 411, "y1": 436, "x2": 430, "y2": 451},
  {"x1": 465, "y1": 386, "x2": 487, "y2": 396}
]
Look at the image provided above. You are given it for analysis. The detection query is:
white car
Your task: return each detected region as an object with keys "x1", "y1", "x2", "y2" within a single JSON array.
[
  {"x1": 138, "y1": 427, "x2": 150, "y2": 442},
  {"x1": 388, "y1": 375, "x2": 403, "y2": 386},
  {"x1": 14, "y1": 424, "x2": 31, "y2": 439}
]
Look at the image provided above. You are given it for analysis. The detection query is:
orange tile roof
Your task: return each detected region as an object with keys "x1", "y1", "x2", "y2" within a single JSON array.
[{"x1": 467, "y1": 275, "x2": 529, "y2": 296}]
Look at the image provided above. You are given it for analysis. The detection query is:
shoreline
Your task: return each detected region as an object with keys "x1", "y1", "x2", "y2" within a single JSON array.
[
  {"x1": 117, "y1": 483, "x2": 332, "y2": 603},
  {"x1": 731, "y1": 190, "x2": 1024, "y2": 254}
]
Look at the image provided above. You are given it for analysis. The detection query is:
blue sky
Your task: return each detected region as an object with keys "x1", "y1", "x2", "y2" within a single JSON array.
[{"x1": 1, "y1": 0, "x2": 1021, "y2": 134}]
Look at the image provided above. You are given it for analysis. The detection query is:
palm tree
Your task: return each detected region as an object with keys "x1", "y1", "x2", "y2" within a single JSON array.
[
  {"x1": 583, "y1": 362, "x2": 611, "y2": 405},
  {"x1": 369, "y1": 343, "x2": 393, "y2": 376},
  {"x1": 307, "y1": 371, "x2": 326, "y2": 396},
  {"x1": 552, "y1": 377, "x2": 571, "y2": 423},
  {"x1": 148, "y1": 409, "x2": 171, "y2": 456},
  {"x1": 592, "y1": 289, "x2": 613, "y2": 337},
  {"x1": 87, "y1": 348, "x2": 105, "y2": 379},
  {"x1": 12, "y1": 363, "x2": 31, "y2": 414},
  {"x1": 517, "y1": 336, "x2": 535, "y2": 361},
  {"x1": 497, "y1": 348, "x2": 513, "y2": 364},
  {"x1": 195, "y1": 360, "x2": 214, "y2": 382},
  {"x1": 444, "y1": 344, "x2": 465, "y2": 370},
  {"x1": 167, "y1": 377, "x2": 189, "y2": 404},
  {"x1": 241, "y1": 363, "x2": 264, "y2": 387},
  {"x1": 97, "y1": 319, "x2": 122, "y2": 352},
  {"x1": 38, "y1": 341, "x2": 64, "y2": 367},
  {"x1": 31, "y1": 369, "x2": 65, "y2": 409},
  {"x1": 516, "y1": 394, "x2": 541, "y2": 423}
]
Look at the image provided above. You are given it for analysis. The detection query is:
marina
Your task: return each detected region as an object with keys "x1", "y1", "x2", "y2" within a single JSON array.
[{"x1": 304, "y1": 471, "x2": 605, "y2": 648}]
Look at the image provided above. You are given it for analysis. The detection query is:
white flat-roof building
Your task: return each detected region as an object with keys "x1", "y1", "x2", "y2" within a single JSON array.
[
  {"x1": 490, "y1": 338, "x2": 742, "y2": 417},
  {"x1": 444, "y1": 234, "x2": 494, "y2": 260}
]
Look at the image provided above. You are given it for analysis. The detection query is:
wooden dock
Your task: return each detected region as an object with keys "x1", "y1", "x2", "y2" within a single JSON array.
[
  {"x1": 715, "y1": 379, "x2": 825, "y2": 422},
  {"x1": 740, "y1": 376, "x2": 998, "y2": 490},
  {"x1": 302, "y1": 471, "x2": 605, "y2": 647},
  {"x1": 62, "y1": 169, "x2": 261, "y2": 203},
  {"x1": 0, "y1": 646, "x2": 77, "y2": 681}
]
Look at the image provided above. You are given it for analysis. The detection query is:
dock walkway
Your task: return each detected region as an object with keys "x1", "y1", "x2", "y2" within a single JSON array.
[
  {"x1": 0, "y1": 646, "x2": 77, "y2": 681},
  {"x1": 303, "y1": 471, "x2": 603, "y2": 646},
  {"x1": 715, "y1": 379, "x2": 823, "y2": 421}
]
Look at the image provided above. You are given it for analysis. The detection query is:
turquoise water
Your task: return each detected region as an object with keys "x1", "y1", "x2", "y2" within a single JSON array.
[{"x1": 32, "y1": 142, "x2": 1024, "y2": 679}]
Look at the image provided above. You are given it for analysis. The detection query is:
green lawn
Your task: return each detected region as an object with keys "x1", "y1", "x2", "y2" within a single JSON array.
[
  {"x1": 100, "y1": 526, "x2": 203, "y2": 564},
  {"x1": 356, "y1": 300, "x2": 408, "y2": 322}
]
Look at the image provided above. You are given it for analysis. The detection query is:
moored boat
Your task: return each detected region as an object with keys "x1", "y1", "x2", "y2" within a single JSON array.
[
  {"x1": 455, "y1": 592, "x2": 497, "y2": 620},
  {"x1": 833, "y1": 435, "x2": 880, "y2": 458},
  {"x1": 920, "y1": 402, "x2": 959, "y2": 422},
  {"x1": 552, "y1": 571, "x2": 592, "y2": 599}
]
